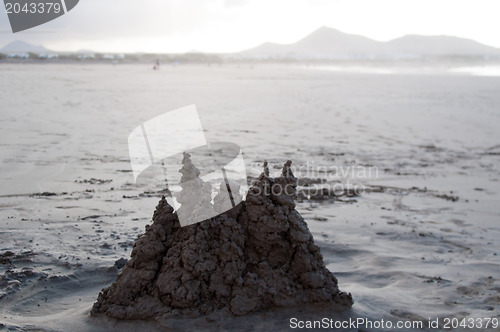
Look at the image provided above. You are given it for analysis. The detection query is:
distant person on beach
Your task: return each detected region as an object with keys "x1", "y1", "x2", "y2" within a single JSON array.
[{"x1": 153, "y1": 59, "x2": 160, "y2": 70}]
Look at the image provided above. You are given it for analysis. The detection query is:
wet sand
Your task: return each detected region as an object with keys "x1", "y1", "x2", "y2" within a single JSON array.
[{"x1": 0, "y1": 63, "x2": 499, "y2": 331}]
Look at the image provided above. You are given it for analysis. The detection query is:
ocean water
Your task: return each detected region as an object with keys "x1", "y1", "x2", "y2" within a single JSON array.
[
  {"x1": 306, "y1": 64, "x2": 500, "y2": 77},
  {"x1": 449, "y1": 65, "x2": 500, "y2": 77}
]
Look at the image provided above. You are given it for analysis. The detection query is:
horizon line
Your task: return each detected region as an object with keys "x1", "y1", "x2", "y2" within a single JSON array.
[{"x1": 1, "y1": 26, "x2": 499, "y2": 54}]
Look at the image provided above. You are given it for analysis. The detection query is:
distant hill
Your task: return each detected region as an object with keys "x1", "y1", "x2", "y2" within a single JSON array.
[
  {"x1": 241, "y1": 27, "x2": 500, "y2": 58},
  {"x1": 0, "y1": 40, "x2": 52, "y2": 54},
  {"x1": 278, "y1": 27, "x2": 381, "y2": 56},
  {"x1": 384, "y1": 35, "x2": 500, "y2": 55}
]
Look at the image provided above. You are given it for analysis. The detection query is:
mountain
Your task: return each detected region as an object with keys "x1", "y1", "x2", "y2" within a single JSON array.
[
  {"x1": 384, "y1": 35, "x2": 499, "y2": 55},
  {"x1": 241, "y1": 27, "x2": 500, "y2": 58},
  {"x1": 243, "y1": 27, "x2": 382, "y2": 57},
  {"x1": 283, "y1": 27, "x2": 381, "y2": 55},
  {"x1": 0, "y1": 40, "x2": 52, "y2": 54}
]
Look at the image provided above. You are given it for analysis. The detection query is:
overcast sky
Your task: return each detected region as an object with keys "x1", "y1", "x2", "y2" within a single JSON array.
[{"x1": 1, "y1": 0, "x2": 499, "y2": 53}]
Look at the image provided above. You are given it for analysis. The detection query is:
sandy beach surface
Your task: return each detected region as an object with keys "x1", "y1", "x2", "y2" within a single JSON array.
[{"x1": 0, "y1": 63, "x2": 499, "y2": 331}]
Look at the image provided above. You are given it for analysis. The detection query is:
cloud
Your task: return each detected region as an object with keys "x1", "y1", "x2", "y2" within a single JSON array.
[{"x1": 0, "y1": 0, "x2": 221, "y2": 50}]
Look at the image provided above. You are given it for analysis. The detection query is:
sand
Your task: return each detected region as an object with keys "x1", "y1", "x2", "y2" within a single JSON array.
[{"x1": 0, "y1": 63, "x2": 499, "y2": 331}]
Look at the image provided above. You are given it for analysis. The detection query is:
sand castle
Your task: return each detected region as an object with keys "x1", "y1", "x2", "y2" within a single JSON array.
[{"x1": 91, "y1": 155, "x2": 353, "y2": 320}]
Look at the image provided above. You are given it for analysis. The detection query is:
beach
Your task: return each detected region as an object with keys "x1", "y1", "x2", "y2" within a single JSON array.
[{"x1": 0, "y1": 63, "x2": 499, "y2": 331}]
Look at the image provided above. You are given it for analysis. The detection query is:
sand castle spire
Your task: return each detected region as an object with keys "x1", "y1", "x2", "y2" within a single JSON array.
[
  {"x1": 263, "y1": 161, "x2": 270, "y2": 177},
  {"x1": 280, "y1": 160, "x2": 297, "y2": 188},
  {"x1": 282, "y1": 160, "x2": 294, "y2": 178},
  {"x1": 176, "y1": 152, "x2": 216, "y2": 226},
  {"x1": 179, "y1": 152, "x2": 201, "y2": 182}
]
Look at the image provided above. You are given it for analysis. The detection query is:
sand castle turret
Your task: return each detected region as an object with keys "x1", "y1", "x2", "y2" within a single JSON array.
[
  {"x1": 91, "y1": 160, "x2": 353, "y2": 320},
  {"x1": 176, "y1": 152, "x2": 216, "y2": 226}
]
